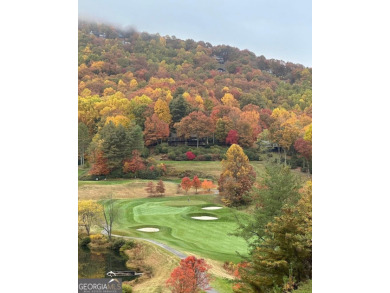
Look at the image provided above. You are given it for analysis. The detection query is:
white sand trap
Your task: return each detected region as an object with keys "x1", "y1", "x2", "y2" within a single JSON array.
[
  {"x1": 202, "y1": 207, "x2": 222, "y2": 210},
  {"x1": 136, "y1": 228, "x2": 160, "y2": 232},
  {"x1": 191, "y1": 216, "x2": 218, "y2": 220}
]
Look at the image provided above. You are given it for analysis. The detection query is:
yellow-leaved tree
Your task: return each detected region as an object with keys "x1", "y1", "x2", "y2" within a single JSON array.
[
  {"x1": 78, "y1": 200, "x2": 103, "y2": 236},
  {"x1": 154, "y1": 98, "x2": 172, "y2": 124},
  {"x1": 218, "y1": 144, "x2": 256, "y2": 206},
  {"x1": 221, "y1": 93, "x2": 240, "y2": 108}
]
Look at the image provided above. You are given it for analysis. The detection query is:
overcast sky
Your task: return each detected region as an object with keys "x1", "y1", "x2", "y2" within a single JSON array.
[{"x1": 79, "y1": 0, "x2": 312, "y2": 67}]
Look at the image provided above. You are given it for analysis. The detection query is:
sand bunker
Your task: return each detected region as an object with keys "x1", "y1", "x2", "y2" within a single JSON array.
[
  {"x1": 136, "y1": 228, "x2": 160, "y2": 232},
  {"x1": 191, "y1": 216, "x2": 218, "y2": 220},
  {"x1": 201, "y1": 207, "x2": 222, "y2": 210}
]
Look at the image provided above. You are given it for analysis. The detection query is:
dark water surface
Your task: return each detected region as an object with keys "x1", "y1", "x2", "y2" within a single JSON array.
[{"x1": 78, "y1": 245, "x2": 136, "y2": 281}]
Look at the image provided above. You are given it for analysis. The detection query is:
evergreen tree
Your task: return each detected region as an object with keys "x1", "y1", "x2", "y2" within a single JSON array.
[
  {"x1": 169, "y1": 94, "x2": 190, "y2": 123},
  {"x1": 78, "y1": 122, "x2": 90, "y2": 166},
  {"x1": 235, "y1": 182, "x2": 312, "y2": 293},
  {"x1": 236, "y1": 164, "x2": 301, "y2": 249},
  {"x1": 100, "y1": 121, "x2": 144, "y2": 172}
]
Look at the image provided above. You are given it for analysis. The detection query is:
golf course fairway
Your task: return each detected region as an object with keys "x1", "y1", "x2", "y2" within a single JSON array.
[{"x1": 103, "y1": 194, "x2": 250, "y2": 263}]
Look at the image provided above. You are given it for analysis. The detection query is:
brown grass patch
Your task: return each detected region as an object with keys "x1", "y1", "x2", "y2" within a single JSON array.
[
  {"x1": 124, "y1": 240, "x2": 180, "y2": 293},
  {"x1": 78, "y1": 180, "x2": 181, "y2": 200}
]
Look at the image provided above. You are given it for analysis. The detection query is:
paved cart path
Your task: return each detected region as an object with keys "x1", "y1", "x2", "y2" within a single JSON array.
[{"x1": 106, "y1": 232, "x2": 219, "y2": 293}]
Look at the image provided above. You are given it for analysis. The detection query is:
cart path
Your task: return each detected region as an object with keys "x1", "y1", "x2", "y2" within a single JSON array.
[{"x1": 109, "y1": 233, "x2": 219, "y2": 293}]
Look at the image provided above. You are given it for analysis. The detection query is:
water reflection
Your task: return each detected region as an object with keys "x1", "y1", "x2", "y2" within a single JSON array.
[{"x1": 78, "y1": 245, "x2": 136, "y2": 281}]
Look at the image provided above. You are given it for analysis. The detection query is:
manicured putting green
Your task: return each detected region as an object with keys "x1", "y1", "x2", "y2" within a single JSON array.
[{"x1": 104, "y1": 195, "x2": 250, "y2": 262}]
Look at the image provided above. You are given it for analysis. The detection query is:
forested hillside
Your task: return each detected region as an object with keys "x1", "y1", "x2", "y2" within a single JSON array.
[{"x1": 78, "y1": 21, "x2": 312, "y2": 177}]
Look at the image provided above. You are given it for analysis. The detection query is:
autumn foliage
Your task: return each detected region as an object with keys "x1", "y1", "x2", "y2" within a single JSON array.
[
  {"x1": 89, "y1": 151, "x2": 110, "y2": 176},
  {"x1": 166, "y1": 256, "x2": 212, "y2": 293},
  {"x1": 181, "y1": 177, "x2": 192, "y2": 194},
  {"x1": 218, "y1": 144, "x2": 256, "y2": 206},
  {"x1": 201, "y1": 180, "x2": 216, "y2": 192},
  {"x1": 186, "y1": 151, "x2": 196, "y2": 160},
  {"x1": 192, "y1": 176, "x2": 201, "y2": 194},
  {"x1": 226, "y1": 130, "x2": 239, "y2": 145},
  {"x1": 122, "y1": 150, "x2": 146, "y2": 174}
]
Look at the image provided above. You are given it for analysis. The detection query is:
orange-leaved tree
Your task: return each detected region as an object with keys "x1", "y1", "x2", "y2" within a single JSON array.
[
  {"x1": 201, "y1": 180, "x2": 216, "y2": 192},
  {"x1": 192, "y1": 176, "x2": 201, "y2": 194},
  {"x1": 181, "y1": 177, "x2": 192, "y2": 194},
  {"x1": 166, "y1": 256, "x2": 212, "y2": 293}
]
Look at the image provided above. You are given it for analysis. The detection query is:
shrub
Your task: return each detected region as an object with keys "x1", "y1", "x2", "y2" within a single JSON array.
[
  {"x1": 80, "y1": 236, "x2": 91, "y2": 247},
  {"x1": 186, "y1": 151, "x2": 196, "y2": 160},
  {"x1": 158, "y1": 143, "x2": 169, "y2": 154},
  {"x1": 141, "y1": 148, "x2": 150, "y2": 158},
  {"x1": 110, "y1": 238, "x2": 126, "y2": 251},
  {"x1": 287, "y1": 156, "x2": 304, "y2": 169},
  {"x1": 90, "y1": 234, "x2": 103, "y2": 241},
  {"x1": 122, "y1": 284, "x2": 133, "y2": 293},
  {"x1": 167, "y1": 151, "x2": 177, "y2": 160},
  {"x1": 121, "y1": 240, "x2": 136, "y2": 250},
  {"x1": 175, "y1": 154, "x2": 187, "y2": 161},
  {"x1": 204, "y1": 154, "x2": 212, "y2": 161},
  {"x1": 244, "y1": 149, "x2": 259, "y2": 161},
  {"x1": 194, "y1": 155, "x2": 206, "y2": 161}
]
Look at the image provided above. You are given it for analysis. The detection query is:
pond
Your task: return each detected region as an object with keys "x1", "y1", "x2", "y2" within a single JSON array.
[{"x1": 78, "y1": 245, "x2": 137, "y2": 281}]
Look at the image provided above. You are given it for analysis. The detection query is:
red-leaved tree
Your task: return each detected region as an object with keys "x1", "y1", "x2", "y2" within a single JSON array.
[
  {"x1": 89, "y1": 151, "x2": 110, "y2": 176},
  {"x1": 166, "y1": 256, "x2": 212, "y2": 293},
  {"x1": 123, "y1": 150, "x2": 146, "y2": 174},
  {"x1": 192, "y1": 176, "x2": 201, "y2": 194},
  {"x1": 226, "y1": 130, "x2": 239, "y2": 145},
  {"x1": 181, "y1": 177, "x2": 192, "y2": 194}
]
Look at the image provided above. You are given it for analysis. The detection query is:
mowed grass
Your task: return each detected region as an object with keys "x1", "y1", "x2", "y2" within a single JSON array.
[
  {"x1": 78, "y1": 179, "x2": 181, "y2": 200},
  {"x1": 105, "y1": 194, "x2": 251, "y2": 263},
  {"x1": 161, "y1": 159, "x2": 309, "y2": 182}
]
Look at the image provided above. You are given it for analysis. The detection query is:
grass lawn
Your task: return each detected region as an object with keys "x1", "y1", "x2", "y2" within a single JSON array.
[
  {"x1": 160, "y1": 159, "x2": 308, "y2": 182},
  {"x1": 104, "y1": 194, "x2": 250, "y2": 263},
  {"x1": 78, "y1": 179, "x2": 185, "y2": 200}
]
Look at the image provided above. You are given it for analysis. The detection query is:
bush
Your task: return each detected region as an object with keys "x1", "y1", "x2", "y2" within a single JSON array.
[
  {"x1": 110, "y1": 238, "x2": 126, "y2": 251},
  {"x1": 157, "y1": 143, "x2": 169, "y2": 154},
  {"x1": 287, "y1": 156, "x2": 304, "y2": 169},
  {"x1": 122, "y1": 284, "x2": 133, "y2": 293},
  {"x1": 167, "y1": 151, "x2": 177, "y2": 160},
  {"x1": 194, "y1": 155, "x2": 206, "y2": 161},
  {"x1": 137, "y1": 168, "x2": 161, "y2": 179},
  {"x1": 186, "y1": 151, "x2": 196, "y2": 160},
  {"x1": 107, "y1": 168, "x2": 124, "y2": 178},
  {"x1": 121, "y1": 240, "x2": 136, "y2": 250},
  {"x1": 80, "y1": 236, "x2": 91, "y2": 247},
  {"x1": 141, "y1": 148, "x2": 150, "y2": 158},
  {"x1": 244, "y1": 149, "x2": 259, "y2": 161},
  {"x1": 204, "y1": 154, "x2": 212, "y2": 161},
  {"x1": 90, "y1": 234, "x2": 103, "y2": 241}
]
